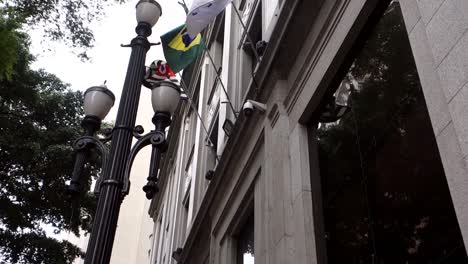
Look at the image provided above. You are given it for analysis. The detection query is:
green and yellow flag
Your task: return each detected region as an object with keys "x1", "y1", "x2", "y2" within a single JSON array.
[{"x1": 161, "y1": 25, "x2": 204, "y2": 73}]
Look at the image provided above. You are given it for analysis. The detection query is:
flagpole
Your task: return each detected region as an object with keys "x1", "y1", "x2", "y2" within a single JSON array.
[
  {"x1": 177, "y1": 0, "x2": 189, "y2": 14},
  {"x1": 230, "y1": 2, "x2": 261, "y2": 62},
  {"x1": 203, "y1": 48, "x2": 238, "y2": 117},
  {"x1": 178, "y1": 1, "x2": 238, "y2": 118},
  {"x1": 179, "y1": 75, "x2": 212, "y2": 141},
  {"x1": 178, "y1": 74, "x2": 221, "y2": 163}
]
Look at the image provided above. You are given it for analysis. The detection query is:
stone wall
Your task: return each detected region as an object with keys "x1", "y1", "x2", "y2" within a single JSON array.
[{"x1": 400, "y1": 0, "x2": 468, "y2": 246}]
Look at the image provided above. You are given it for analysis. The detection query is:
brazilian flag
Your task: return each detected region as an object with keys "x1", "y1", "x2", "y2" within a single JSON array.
[{"x1": 161, "y1": 25, "x2": 204, "y2": 73}]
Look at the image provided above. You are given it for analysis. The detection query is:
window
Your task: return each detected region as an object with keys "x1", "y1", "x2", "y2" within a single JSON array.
[
  {"x1": 241, "y1": 1, "x2": 261, "y2": 67},
  {"x1": 208, "y1": 117, "x2": 218, "y2": 152},
  {"x1": 312, "y1": 2, "x2": 468, "y2": 263},
  {"x1": 215, "y1": 12, "x2": 225, "y2": 61},
  {"x1": 207, "y1": 13, "x2": 224, "y2": 111},
  {"x1": 205, "y1": 112, "x2": 218, "y2": 175},
  {"x1": 192, "y1": 75, "x2": 201, "y2": 109},
  {"x1": 236, "y1": 214, "x2": 254, "y2": 264},
  {"x1": 206, "y1": 83, "x2": 220, "y2": 127},
  {"x1": 184, "y1": 145, "x2": 194, "y2": 194},
  {"x1": 181, "y1": 185, "x2": 190, "y2": 236},
  {"x1": 184, "y1": 110, "x2": 197, "y2": 161},
  {"x1": 237, "y1": 0, "x2": 262, "y2": 101}
]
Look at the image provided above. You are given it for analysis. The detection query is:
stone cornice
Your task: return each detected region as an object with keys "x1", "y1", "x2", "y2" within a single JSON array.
[{"x1": 283, "y1": 0, "x2": 351, "y2": 113}]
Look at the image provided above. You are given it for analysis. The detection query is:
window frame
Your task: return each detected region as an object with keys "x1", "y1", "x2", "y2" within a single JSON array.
[{"x1": 305, "y1": 1, "x2": 468, "y2": 263}]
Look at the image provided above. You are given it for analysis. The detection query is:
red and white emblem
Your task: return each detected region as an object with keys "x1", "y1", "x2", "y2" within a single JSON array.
[{"x1": 143, "y1": 60, "x2": 178, "y2": 88}]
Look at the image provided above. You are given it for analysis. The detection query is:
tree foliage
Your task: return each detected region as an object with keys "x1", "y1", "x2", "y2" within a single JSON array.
[
  {"x1": 0, "y1": 14, "x2": 22, "y2": 80},
  {"x1": 0, "y1": 14, "x2": 98, "y2": 264},
  {"x1": 2, "y1": 0, "x2": 127, "y2": 59}
]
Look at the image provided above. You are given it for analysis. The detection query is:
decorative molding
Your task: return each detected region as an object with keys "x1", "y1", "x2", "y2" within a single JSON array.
[
  {"x1": 268, "y1": 103, "x2": 280, "y2": 128},
  {"x1": 284, "y1": 0, "x2": 351, "y2": 113},
  {"x1": 211, "y1": 130, "x2": 264, "y2": 237},
  {"x1": 178, "y1": 112, "x2": 265, "y2": 263}
]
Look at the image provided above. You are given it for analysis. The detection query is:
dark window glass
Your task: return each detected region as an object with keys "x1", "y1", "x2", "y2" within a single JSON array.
[
  {"x1": 237, "y1": 215, "x2": 254, "y2": 264},
  {"x1": 242, "y1": 2, "x2": 262, "y2": 65},
  {"x1": 209, "y1": 117, "x2": 218, "y2": 151},
  {"x1": 216, "y1": 12, "x2": 225, "y2": 45},
  {"x1": 315, "y1": 2, "x2": 468, "y2": 263},
  {"x1": 239, "y1": 1, "x2": 262, "y2": 99}
]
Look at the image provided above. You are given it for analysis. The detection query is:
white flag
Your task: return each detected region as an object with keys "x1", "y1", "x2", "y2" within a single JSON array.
[{"x1": 186, "y1": 0, "x2": 231, "y2": 38}]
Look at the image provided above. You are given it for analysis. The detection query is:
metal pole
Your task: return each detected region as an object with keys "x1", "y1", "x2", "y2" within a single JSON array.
[
  {"x1": 179, "y1": 76, "x2": 221, "y2": 163},
  {"x1": 179, "y1": 76, "x2": 215, "y2": 138},
  {"x1": 84, "y1": 23, "x2": 152, "y2": 264},
  {"x1": 203, "y1": 48, "x2": 238, "y2": 117},
  {"x1": 231, "y1": 3, "x2": 260, "y2": 62},
  {"x1": 176, "y1": 0, "x2": 237, "y2": 117}
]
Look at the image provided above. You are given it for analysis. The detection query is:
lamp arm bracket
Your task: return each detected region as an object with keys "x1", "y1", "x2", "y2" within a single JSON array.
[
  {"x1": 112, "y1": 125, "x2": 145, "y2": 136},
  {"x1": 132, "y1": 125, "x2": 145, "y2": 139},
  {"x1": 73, "y1": 136, "x2": 109, "y2": 156},
  {"x1": 93, "y1": 124, "x2": 147, "y2": 197},
  {"x1": 88, "y1": 124, "x2": 142, "y2": 148},
  {"x1": 101, "y1": 125, "x2": 145, "y2": 140},
  {"x1": 120, "y1": 43, "x2": 132, "y2": 48},
  {"x1": 120, "y1": 131, "x2": 157, "y2": 198},
  {"x1": 119, "y1": 129, "x2": 168, "y2": 198},
  {"x1": 99, "y1": 128, "x2": 113, "y2": 143},
  {"x1": 72, "y1": 136, "x2": 110, "y2": 197},
  {"x1": 120, "y1": 42, "x2": 159, "y2": 48}
]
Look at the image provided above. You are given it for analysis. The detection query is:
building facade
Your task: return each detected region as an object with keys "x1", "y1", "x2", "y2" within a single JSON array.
[{"x1": 147, "y1": 0, "x2": 468, "y2": 263}]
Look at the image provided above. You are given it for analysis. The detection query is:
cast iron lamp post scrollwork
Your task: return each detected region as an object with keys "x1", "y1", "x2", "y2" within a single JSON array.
[
  {"x1": 64, "y1": 1, "x2": 178, "y2": 263},
  {"x1": 123, "y1": 81, "x2": 181, "y2": 200},
  {"x1": 67, "y1": 85, "x2": 115, "y2": 196}
]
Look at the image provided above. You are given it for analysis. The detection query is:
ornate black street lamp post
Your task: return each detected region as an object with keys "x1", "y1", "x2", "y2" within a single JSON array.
[{"x1": 65, "y1": 1, "x2": 182, "y2": 263}]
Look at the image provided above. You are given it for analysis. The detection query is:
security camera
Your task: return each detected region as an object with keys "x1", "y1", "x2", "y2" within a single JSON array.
[
  {"x1": 180, "y1": 93, "x2": 189, "y2": 101},
  {"x1": 243, "y1": 101, "x2": 254, "y2": 117},
  {"x1": 242, "y1": 100, "x2": 267, "y2": 117}
]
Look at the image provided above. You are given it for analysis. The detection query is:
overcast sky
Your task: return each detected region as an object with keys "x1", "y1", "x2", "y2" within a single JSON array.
[{"x1": 31, "y1": 0, "x2": 192, "y2": 120}]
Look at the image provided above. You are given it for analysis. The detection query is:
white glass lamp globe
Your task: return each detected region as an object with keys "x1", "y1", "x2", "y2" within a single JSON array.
[
  {"x1": 150, "y1": 81, "x2": 181, "y2": 115},
  {"x1": 136, "y1": 0, "x2": 162, "y2": 27},
  {"x1": 83, "y1": 85, "x2": 116, "y2": 120}
]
